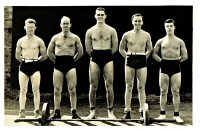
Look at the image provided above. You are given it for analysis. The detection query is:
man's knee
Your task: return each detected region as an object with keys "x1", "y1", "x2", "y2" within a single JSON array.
[
  {"x1": 137, "y1": 85, "x2": 145, "y2": 93},
  {"x1": 68, "y1": 86, "x2": 76, "y2": 96},
  {"x1": 54, "y1": 86, "x2": 62, "y2": 95},
  {"x1": 172, "y1": 89, "x2": 180, "y2": 97},
  {"x1": 161, "y1": 88, "x2": 168, "y2": 96},
  {"x1": 126, "y1": 83, "x2": 133, "y2": 92},
  {"x1": 20, "y1": 88, "x2": 28, "y2": 95},
  {"x1": 32, "y1": 88, "x2": 40, "y2": 94},
  {"x1": 105, "y1": 79, "x2": 113, "y2": 88},
  {"x1": 90, "y1": 80, "x2": 98, "y2": 91}
]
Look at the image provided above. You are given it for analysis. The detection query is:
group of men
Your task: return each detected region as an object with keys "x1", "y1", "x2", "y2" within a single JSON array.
[{"x1": 15, "y1": 7, "x2": 188, "y2": 124}]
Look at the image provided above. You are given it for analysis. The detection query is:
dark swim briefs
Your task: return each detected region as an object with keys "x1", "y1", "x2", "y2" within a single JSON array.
[
  {"x1": 20, "y1": 60, "x2": 40, "y2": 77},
  {"x1": 160, "y1": 59, "x2": 181, "y2": 77},
  {"x1": 126, "y1": 54, "x2": 147, "y2": 69},
  {"x1": 55, "y1": 55, "x2": 75, "y2": 75},
  {"x1": 91, "y1": 49, "x2": 113, "y2": 70}
]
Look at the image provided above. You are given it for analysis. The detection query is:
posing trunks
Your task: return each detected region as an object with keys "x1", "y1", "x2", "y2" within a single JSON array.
[
  {"x1": 126, "y1": 54, "x2": 147, "y2": 69},
  {"x1": 160, "y1": 59, "x2": 181, "y2": 77},
  {"x1": 55, "y1": 55, "x2": 75, "y2": 75},
  {"x1": 91, "y1": 49, "x2": 113, "y2": 70},
  {"x1": 20, "y1": 59, "x2": 40, "y2": 77}
]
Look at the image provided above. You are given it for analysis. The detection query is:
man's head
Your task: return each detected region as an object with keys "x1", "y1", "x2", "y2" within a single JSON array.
[
  {"x1": 95, "y1": 7, "x2": 107, "y2": 23},
  {"x1": 131, "y1": 13, "x2": 143, "y2": 30},
  {"x1": 24, "y1": 18, "x2": 36, "y2": 35},
  {"x1": 60, "y1": 16, "x2": 72, "y2": 32},
  {"x1": 164, "y1": 19, "x2": 176, "y2": 35}
]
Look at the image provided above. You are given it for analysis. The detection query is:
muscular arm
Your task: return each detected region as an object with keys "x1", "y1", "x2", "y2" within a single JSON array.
[
  {"x1": 179, "y1": 40, "x2": 188, "y2": 62},
  {"x1": 111, "y1": 29, "x2": 118, "y2": 55},
  {"x1": 74, "y1": 36, "x2": 84, "y2": 62},
  {"x1": 119, "y1": 33, "x2": 127, "y2": 58},
  {"x1": 15, "y1": 39, "x2": 23, "y2": 62},
  {"x1": 145, "y1": 33, "x2": 153, "y2": 59},
  {"x1": 85, "y1": 29, "x2": 93, "y2": 56},
  {"x1": 47, "y1": 36, "x2": 56, "y2": 64},
  {"x1": 152, "y1": 39, "x2": 162, "y2": 63},
  {"x1": 38, "y1": 39, "x2": 47, "y2": 62}
]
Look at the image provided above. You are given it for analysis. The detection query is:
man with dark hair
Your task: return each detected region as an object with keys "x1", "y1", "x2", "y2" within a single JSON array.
[
  {"x1": 119, "y1": 13, "x2": 153, "y2": 119},
  {"x1": 15, "y1": 18, "x2": 47, "y2": 118},
  {"x1": 85, "y1": 7, "x2": 118, "y2": 119},
  {"x1": 47, "y1": 16, "x2": 83, "y2": 119},
  {"x1": 152, "y1": 19, "x2": 188, "y2": 123}
]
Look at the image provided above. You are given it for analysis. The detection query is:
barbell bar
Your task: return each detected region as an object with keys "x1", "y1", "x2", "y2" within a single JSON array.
[{"x1": 14, "y1": 103, "x2": 177, "y2": 126}]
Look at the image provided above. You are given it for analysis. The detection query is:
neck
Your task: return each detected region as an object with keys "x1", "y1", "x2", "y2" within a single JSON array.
[
  {"x1": 26, "y1": 34, "x2": 34, "y2": 38},
  {"x1": 166, "y1": 33, "x2": 175, "y2": 38},
  {"x1": 133, "y1": 28, "x2": 141, "y2": 33},
  {"x1": 97, "y1": 22, "x2": 105, "y2": 26},
  {"x1": 62, "y1": 31, "x2": 70, "y2": 36}
]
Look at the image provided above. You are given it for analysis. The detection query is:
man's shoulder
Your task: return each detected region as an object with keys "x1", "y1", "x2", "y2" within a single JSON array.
[
  {"x1": 19, "y1": 36, "x2": 26, "y2": 41},
  {"x1": 105, "y1": 24, "x2": 116, "y2": 31},
  {"x1": 70, "y1": 32, "x2": 80, "y2": 39},
  {"x1": 123, "y1": 30, "x2": 132, "y2": 36},
  {"x1": 87, "y1": 26, "x2": 96, "y2": 31},
  {"x1": 157, "y1": 37, "x2": 165, "y2": 43},
  {"x1": 34, "y1": 35, "x2": 43, "y2": 41},
  {"x1": 174, "y1": 36, "x2": 184, "y2": 42},
  {"x1": 51, "y1": 33, "x2": 60, "y2": 39},
  {"x1": 141, "y1": 30, "x2": 150, "y2": 36}
]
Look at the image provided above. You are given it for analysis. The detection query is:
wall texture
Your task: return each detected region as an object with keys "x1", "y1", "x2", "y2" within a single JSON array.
[{"x1": 4, "y1": 6, "x2": 13, "y2": 89}]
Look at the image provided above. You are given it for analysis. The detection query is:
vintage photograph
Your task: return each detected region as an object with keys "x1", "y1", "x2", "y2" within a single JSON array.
[{"x1": 4, "y1": 5, "x2": 192, "y2": 126}]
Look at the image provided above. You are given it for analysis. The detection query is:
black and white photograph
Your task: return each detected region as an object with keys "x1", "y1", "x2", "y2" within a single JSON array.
[{"x1": 2, "y1": 0, "x2": 198, "y2": 129}]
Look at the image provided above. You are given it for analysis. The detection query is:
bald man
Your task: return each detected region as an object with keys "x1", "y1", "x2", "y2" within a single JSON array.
[{"x1": 47, "y1": 16, "x2": 84, "y2": 119}]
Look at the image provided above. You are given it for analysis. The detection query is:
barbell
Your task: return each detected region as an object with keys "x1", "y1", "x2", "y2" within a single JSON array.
[{"x1": 14, "y1": 103, "x2": 177, "y2": 126}]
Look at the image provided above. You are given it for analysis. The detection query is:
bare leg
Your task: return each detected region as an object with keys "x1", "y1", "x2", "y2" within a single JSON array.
[
  {"x1": 30, "y1": 71, "x2": 41, "y2": 112},
  {"x1": 103, "y1": 61, "x2": 114, "y2": 108},
  {"x1": 66, "y1": 68, "x2": 77, "y2": 110},
  {"x1": 136, "y1": 67, "x2": 147, "y2": 110},
  {"x1": 171, "y1": 73, "x2": 181, "y2": 112},
  {"x1": 18, "y1": 71, "x2": 29, "y2": 110},
  {"x1": 124, "y1": 66, "x2": 135, "y2": 112},
  {"x1": 88, "y1": 61, "x2": 100, "y2": 108},
  {"x1": 159, "y1": 70, "x2": 170, "y2": 112},
  {"x1": 53, "y1": 69, "x2": 63, "y2": 109}
]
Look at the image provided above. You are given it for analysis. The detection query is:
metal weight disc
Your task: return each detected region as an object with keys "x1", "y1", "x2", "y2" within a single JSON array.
[
  {"x1": 41, "y1": 103, "x2": 50, "y2": 125},
  {"x1": 143, "y1": 103, "x2": 150, "y2": 126}
]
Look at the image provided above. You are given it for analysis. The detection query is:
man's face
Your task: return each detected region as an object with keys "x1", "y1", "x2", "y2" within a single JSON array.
[
  {"x1": 165, "y1": 22, "x2": 175, "y2": 35},
  {"x1": 132, "y1": 16, "x2": 143, "y2": 30},
  {"x1": 95, "y1": 10, "x2": 106, "y2": 23},
  {"x1": 60, "y1": 18, "x2": 71, "y2": 32},
  {"x1": 24, "y1": 23, "x2": 36, "y2": 35}
]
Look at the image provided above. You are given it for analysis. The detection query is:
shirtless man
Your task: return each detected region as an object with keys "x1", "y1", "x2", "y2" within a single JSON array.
[
  {"x1": 119, "y1": 13, "x2": 153, "y2": 119},
  {"x1": 85, "y1": 7, "x2": 118, "y2": 119},
  {"x1": 15, "y1": 18, "x2": 47, "y2": 118},
  {"x1": 153, "y1": 19, "x2": 188, "y2": 123},
  {"x1": 47, "y1": 16, "x2": 83, "y2": 119}
]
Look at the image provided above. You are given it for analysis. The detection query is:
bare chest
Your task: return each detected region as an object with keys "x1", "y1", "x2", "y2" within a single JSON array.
[
  {"x1": 21, "y1": 39, "x2": 39, "y2": 49},
  {"x1": 92, "y1": 29, "x2": 111, "y2": 41},
  {"x1": 55, "y1": 37, "x2": 76, "y2": 48},
  {"x1": 126, "y1": 33, "x2": 147, "y2": 46},
  {"x1": 161, "y1": 39, "x2": 180, "y2": 50}
]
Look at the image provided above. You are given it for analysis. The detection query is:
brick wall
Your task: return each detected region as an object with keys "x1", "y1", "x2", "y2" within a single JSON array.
[{"x1": 4, "y1": 6, "x2": 13, "y2": 89}]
